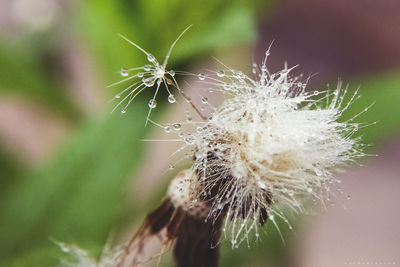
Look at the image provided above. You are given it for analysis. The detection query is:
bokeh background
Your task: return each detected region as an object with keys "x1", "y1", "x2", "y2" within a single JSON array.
[{"x1": 0, "y1": 0, "x2": 399, "y2": 266}]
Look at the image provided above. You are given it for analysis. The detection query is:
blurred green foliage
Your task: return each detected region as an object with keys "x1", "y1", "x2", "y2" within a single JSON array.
[{"x1": 0, "y1": 0, "x2": 399, "y2": 266}]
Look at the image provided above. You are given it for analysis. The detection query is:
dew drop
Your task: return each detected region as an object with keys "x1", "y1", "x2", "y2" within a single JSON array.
[
  {"x1": 173, "y1": 123, "x2": 182, "y2": 130},
  {"x1": 143, "y1": 64, "x2": 152, "y2": 71},
  {"x1": 115, "y1": 94, "x2": 121, "y2": 99},
  {"x1": 142, "y1": 77, "x2": 155, "y2": 87},
  {"x1": 169, "y1": 70, "x2": 175, "y2": 77},
  {"x1": 121, "y1": 109, "x2": 126, "y2": 114},
  {"x1": 307, "y1": 187, "x2": 313, "y2": 193},
  {"x1": 269, "y1": 215, "x2": 275, "y2": 221},
  {"x1": 148, "y1": 99, "x2": 157, "y2": 109},
  {"x1": 347, "y1": 195, "x2": 351, "y2": 200},
  {"x1": 120, "y1": 68, "x2": 128, "y2": 77},
  {"x1": 164, "y1": 126, "x2": 171, "y2": 133},
  {"x1": 168, "y1": 94, "x2": 176, "y2": 103},
  {"x1": 217, "y1": 70, "x2": 225, "y2": 77},
  {"x1": 169, "y1": 165, "x2": 174, "y2": 170},
  {"x1": 265, "y1": 50, "x2": 270, "y2": 57},
  {"x1": 201, "y1": 97, "x2": 208, "y2": 104},
  {"x1": 198, "y1": 73, "x2": 206, "y2": 80},
  {"x1": 60, "y1": 244, "x2": 70, "y2": 253},
  {"x1": 137, "y1": 72, "x2": 144, "y2": 78},
  {"x1": 255, "y1": 233, "x2": 260, "y2": 238},
  {"x1": 147, "y1": 54, "x2": 155, "y2": 62}
]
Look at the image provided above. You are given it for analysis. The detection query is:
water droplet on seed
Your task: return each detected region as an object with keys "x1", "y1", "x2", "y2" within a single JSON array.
[
  {"x1": 137, "y1": 72, "x2": 143, "y2": 78},
  {"x1": 121, "y1": 109, "x2": 126, "y2": 114},
  {"x1": 201, "y1": 97, "x2": 208, "y2": 104},
  {"x1": 198, "y1": 73, "x2": 206, "y2": 80},
  {"x1": 164, "y1": 126, "x2": 171, "y2": 133},
  {"x1": 142, "y1": 77, "x2": 155, "y2": 87},
  {"x1": 143, "y1": 65, "x2": 151, "y2": 71},
  {"x1": 169, "y1": 70, "x2": 175, "y2": 77},
  {"x1": 60, "y1": 244, "x2": 70, "y2": 253},
  {"x1": 217, "y1": 70, "x2": 225, "y2": 77},
  {"x1": 173, "y1": 123, "x2": 182, "y2": 130},
  {"x1": 120, "y1": 68, "x2": 128, "y2": 77},
  {"x1": 168, "y1": 94, "x2": 176, "y2": 103},
  {"x1": 148, "y1": 99, "x2": 157, "y2": 109},
  {"x1": 147, "y1": 54, "x2": 155, "y2": 62}
]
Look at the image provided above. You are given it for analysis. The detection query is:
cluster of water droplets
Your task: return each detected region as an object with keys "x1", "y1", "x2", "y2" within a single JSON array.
[{"x1": 109, "y1": 27, "x2": 193, "y2": 120}]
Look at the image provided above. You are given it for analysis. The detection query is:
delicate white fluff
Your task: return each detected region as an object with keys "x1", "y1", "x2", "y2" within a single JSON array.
[{"x1": 168, "y1": 55, "x2": 367, "y2": 246}]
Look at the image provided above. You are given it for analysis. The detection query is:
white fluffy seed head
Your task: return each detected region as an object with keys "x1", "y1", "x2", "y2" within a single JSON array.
[{"x1": 166, "y1": 59, "x2": 366, "y2": 245}]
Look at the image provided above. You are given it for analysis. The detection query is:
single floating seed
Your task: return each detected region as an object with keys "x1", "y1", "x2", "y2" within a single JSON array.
[
  {"x1": 198, "y1": 73, "x2": 206, "y2": 80},
  {"x1": 168, "y1": 94, "x2": 176, "y2": 103},
  {"x1": 148, "y1": 99, "x2": 157, "y2": 109},
  {"x1": 120, "y1": 68, "x2": 128, "y2": 77}
]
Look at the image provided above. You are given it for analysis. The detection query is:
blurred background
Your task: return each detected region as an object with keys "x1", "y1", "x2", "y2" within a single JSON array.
[{"x1": 0, "y1": 0, "x2": 399, "y2": 266}]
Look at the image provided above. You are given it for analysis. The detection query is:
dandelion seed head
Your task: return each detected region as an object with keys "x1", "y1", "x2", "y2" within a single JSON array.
[{"x1": 161, "y1": 56, "x2": 366, "y2": 245}]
